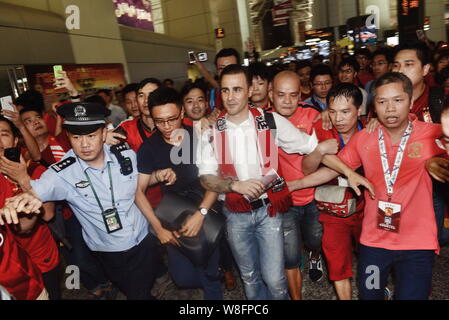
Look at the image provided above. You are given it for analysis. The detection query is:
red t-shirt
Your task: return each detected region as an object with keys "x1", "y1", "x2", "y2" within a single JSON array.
[
  {"x1": 357, "y1": 72, "x2": 375, "y2": 88},
  {"x1": 0, "y1": 175, "x2": 44, "y2": 300},
  {"x1": 277, "y1": 103, "x2": 321, "y2": 206},
  {"x1": 119, "y1": 118, "x2": 162, "y2": 208},
  {"x1": 411, "y1": 84, "x2": 430, "y2": 122},
  {"x1": 314, "y1": 121, "x2": 365, "y2": 224},
  {"x1": 43, "y1": 113, "x2": 57, "y2": 137},
  {"x1": 11, "y1": 169, "x2": 60, "y2": 274},
  {"x1": 28, "y1": 134, "x2": 73, "y2": 221},
  {"x1": 337, "y1": 115, "x2": 443, "y2": 252}
]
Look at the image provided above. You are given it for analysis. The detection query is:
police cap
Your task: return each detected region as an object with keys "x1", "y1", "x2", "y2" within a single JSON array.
[{"x1": 57, "y1": 102, "x2": 111, "y2": 135}]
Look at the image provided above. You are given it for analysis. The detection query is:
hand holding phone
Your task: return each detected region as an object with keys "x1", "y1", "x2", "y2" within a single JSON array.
[
  {"x1": 4, "y1": 147, "x2": 21, "y2": 163},
  {"x1": 0, "y1": 96, "x2": 14, "y2": 113}
]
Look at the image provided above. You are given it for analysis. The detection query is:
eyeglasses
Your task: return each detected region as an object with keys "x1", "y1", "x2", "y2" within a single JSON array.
[
  {"x1": 313, "y1": 81, "x2": 332, "y2": 87},
  {"x1": 153, "y1": 112, "x2": 182, "y2": 127}
]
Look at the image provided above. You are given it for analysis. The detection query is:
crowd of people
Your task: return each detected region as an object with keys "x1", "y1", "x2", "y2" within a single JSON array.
[{"x1": 0, "y1": 38, "x2": 449, "y2": 301}]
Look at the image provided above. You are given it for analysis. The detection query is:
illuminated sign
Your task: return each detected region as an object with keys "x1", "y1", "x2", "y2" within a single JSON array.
[
  {"x1": 215, "y1": 28, "x2": 225, "y2": 38},
  {"x1": 113, "y1": 0, "x2": 154, "y2": 32},
  {"x1": 305, "y1": 27, "x2": 334, "y2": 41},
  {"x1": 397, "y1": 0, "x2": 425, "y2": 43}
]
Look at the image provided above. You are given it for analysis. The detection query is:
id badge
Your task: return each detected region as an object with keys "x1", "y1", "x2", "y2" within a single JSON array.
[
  {"x1": 102, "y1": 208, "x2": 123, "y2": 233},
  {"x1": 377, "y1": 201, "x2": 401, "y2": 233}
]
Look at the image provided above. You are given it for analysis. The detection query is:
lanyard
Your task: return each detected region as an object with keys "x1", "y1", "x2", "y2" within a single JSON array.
[
  {"x1": 84, "y1": 162, "x2": 115, "y2": 212},
  {"x1": 338, "y1": 122, "x2": 363, "y2": 148},
  {"x1": 378, "y1": 121, "x2": 413, "y2": 199}
]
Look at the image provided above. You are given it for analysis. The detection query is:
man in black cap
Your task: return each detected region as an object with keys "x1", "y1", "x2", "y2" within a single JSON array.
[{"x1": 5, "y1": 102, "x2": 161, "y2": 300}]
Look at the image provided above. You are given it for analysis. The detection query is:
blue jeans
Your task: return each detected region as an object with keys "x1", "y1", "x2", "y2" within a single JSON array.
[
  {"x1": 167, "y1": 245, "x2": 222, "y2": 300},
  {"x1": 357, "y1": 244, "x2": 434, "y2": 300},
  {"x1": 282, "y1": 201, "x2": 322, "y2": 269},
  {"x1": 223, "y1": 206, "x2": 288, "y2": 300}
]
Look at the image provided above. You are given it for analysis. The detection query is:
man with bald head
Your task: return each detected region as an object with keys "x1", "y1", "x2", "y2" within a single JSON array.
[{"x1": 270, "y1": 71, "x2": 339, "y2": 298}]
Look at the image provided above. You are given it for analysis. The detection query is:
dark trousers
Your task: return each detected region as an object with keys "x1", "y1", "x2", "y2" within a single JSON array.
[
  {"x1": 167, "y1": 245, "x2": 223, "y2": 300},
  {"x1": 357, "y1": 244, "x2": 434, "y2": 300},
  {"x1": 42, "y1": 264, "x2": 61, "y2": 300},
  {"x1": 95, "y1": 233, "x2": 160, "y2": 300},
  {"x1": 61, "y1": 214, "x2": 109, "y2": 292}
]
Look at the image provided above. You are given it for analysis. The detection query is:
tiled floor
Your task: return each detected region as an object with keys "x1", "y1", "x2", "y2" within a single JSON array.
[{"x1": 62, "y1": 245, "x2": 449, "y2": 300}]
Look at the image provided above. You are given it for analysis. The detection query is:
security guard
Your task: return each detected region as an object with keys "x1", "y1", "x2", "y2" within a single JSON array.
[{"x1": 10, "y1": 102, "x2": 160, "y2": 300}]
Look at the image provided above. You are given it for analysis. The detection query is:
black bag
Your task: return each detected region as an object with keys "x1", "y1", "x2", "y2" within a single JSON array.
[{"x1": 155, "y1": 189, "x2": 225, "y2": 267}]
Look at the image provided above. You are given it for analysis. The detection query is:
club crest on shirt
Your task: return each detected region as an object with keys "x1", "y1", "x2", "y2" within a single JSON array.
[
  {"x1": 407, "y1": 142, "x2": 423, "y2": 158},
  {"x1": 255, "y1": 115, "x2": 269, "y2": 131},
  {"x1": 75, "y1": 181, "x2": 90, "y2": 188},
  {"x1": 217, "y1": 117, "x2": 227, "y2": 132}
]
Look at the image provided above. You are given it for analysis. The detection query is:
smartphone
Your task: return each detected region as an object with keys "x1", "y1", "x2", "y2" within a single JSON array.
[
  {"x1": 4, "y1": 147, "x2": 20, "y2": 163},
  {"x1": 0, "y1": 96, "x2": 14, "y2": 112},
  {"x1": 188, "y1": 51, "x2": 196, "y2": 64},
  {"x1": 53, "y1": 65, "x2": 63, "y2": 78},
  {"x1": 197, "y1": 52, "x2": 208, "y2": 62}
]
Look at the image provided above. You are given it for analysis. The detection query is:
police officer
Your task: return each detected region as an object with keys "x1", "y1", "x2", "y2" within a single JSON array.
[{"x1": 7, "y1": 102, "x2": 160, "y2": 300}]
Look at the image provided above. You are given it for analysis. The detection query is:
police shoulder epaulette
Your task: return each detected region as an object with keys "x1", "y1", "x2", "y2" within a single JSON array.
[
  {"x1": 299, "y1": 102, "x2": 321, "y2": 113},
  {"x1": 51, "y1": 157, "x2": 76, "y2": 173}
]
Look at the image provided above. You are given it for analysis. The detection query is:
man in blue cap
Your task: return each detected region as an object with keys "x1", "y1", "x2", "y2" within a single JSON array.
[{"x1": 6, "y1": 102, "x2": 160, "y2": 300}]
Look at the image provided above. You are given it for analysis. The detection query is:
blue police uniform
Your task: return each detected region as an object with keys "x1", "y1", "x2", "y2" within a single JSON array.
[
  {"x1": 30, "y1": 145, "x2": 149, "y2": 252},
  {"x1": 30, "y1": 101, "x2": 160, "y2": 299}
]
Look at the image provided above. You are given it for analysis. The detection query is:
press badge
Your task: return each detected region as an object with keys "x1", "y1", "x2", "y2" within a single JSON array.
[
  {"x1": 102, "y1": 208, "x2": 123, "y2": 233},
  {"x1": 377, "y1": 201, "x2": 401, "y2": 233}
]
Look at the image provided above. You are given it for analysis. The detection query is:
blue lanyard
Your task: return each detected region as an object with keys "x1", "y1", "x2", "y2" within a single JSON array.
[{"x1": 337, "y1": 122, "x2": 363, "y2": 148}]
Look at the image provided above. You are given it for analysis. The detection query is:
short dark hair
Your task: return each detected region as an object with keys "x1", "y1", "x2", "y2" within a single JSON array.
[
  {"x1": 163, "y1": 78, "x2": 174, "y2": 85},
  {"x1": 296, "y1": 60, "x2": 312, "y2": 72},
  {"x1": 435, "y1": 49, "x2": 449, "y2": 69},
  {"x1": 310, "y1": 64, "x2": 333, "y2": 83},
  {"x1": 180, "y1": 83, "x2": 207, "y2": 101},
  {"x1": 372, "y1": 72, "x2": 413, "y2": 101},
  {"x1": 355, "y1": 48, "x2": 372, "y2": 60},
  {"x1": 96, "y1": 89, "x2": 112, "y2": 96},
  {"x1": 138, "y1": 78, "x2": 162, "y2": 91},
  {"x1": 121, "y1": 83, "x2": 140, "y2": 96},
  {"x1": 19, "y1": 106, "x2": 43, "y2": 116},
  {"x1": 372, "y1": 47, "x2": 393, "y2": 64},
  {"x1": 394, "y1": 40, "x2": 431, "y2": 66},
  {"x1": 85, "y1": 95, "x2": 107, "y2": 108},
  {"x1": 435, "y1": 65, "x2": 449, "y2": 86},
  {"x1": 248, "y1": 62, "x2": 272, "y2": 82},
  {"x1": 338, "y1": 57, "x2": 360, "y2": 73},
  {"x1": 220, "y1": 64, "x2": 251, "y2": 87},
  {"x1": 148, "y1": 87, "x2": 181, "y2": 110},
  {"x1": 15, "y1": 90, "x2": 44, "y2": 112},
  {"x1": 0, "y1": 116, "x2": 20, "y2": 138},
  {"x1": 214, "y1": 48, "x2": 241, "y2": 66},
  {"x1": 326, "y1": 83, "x2": 363, "y2": 108}
]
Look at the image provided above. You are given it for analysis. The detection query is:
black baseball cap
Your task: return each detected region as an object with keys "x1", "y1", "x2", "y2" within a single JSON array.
[{"x1": 57, "y1": 102, "x2": 111, "y2": 135}]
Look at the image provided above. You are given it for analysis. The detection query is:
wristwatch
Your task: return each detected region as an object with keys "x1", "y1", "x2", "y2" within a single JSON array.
[{"x1": 199, "y1": 207, "x2": 209, "y2": 216}]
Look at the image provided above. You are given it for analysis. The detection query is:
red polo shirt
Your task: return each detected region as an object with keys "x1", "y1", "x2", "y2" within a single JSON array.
[
  {"x1": 278, "y1": 103, "x2": 321, "y2": 206},
  {"x1": 337, "y1": 115, "x2": 443, "y2": 252}
]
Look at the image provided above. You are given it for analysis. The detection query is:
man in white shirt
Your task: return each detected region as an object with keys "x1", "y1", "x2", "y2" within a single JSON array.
[
  {"x1": 98, "y1": 89, "x2": 127, "y2": 127},
  {"x1": 197, "y1": 64, "x2": 373, "y2": 300}
]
